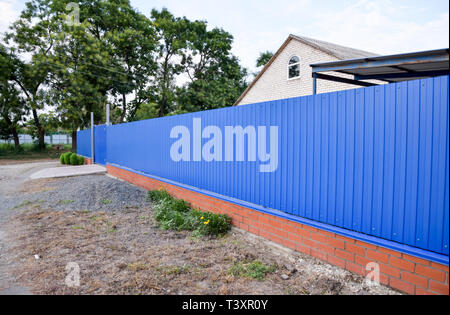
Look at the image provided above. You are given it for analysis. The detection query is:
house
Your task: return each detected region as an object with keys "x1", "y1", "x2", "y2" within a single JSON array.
[{"x1": 234, "y1": 34, "x2": 379, "y2": 106}]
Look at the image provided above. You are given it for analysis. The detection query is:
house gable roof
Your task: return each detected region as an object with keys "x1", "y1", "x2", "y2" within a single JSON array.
[{"x1": 234, "y1": 34, "x2": 379, "y2": 105}]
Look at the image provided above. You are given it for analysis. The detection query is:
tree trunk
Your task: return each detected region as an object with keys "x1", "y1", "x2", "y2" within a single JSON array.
[
  {"x1": 71, "y1": 130, "x2": 77, "y2": 152},
  {"x1": 120, "y1": 93, "x2": 127, "y2": 123},
  {"x1": 11, "y1": 127, "x2": 20, "y2": 149},
  {"x1": 2, "y1": 114, "x2": 20, "y2": 149},
  {"x1": 32, "y1": 108, "x2": 45, "y2": 149},
  {"x1": 38, "y1": 129, "x2": 45, "y2": 150},
  {"x1": 159, "y1": 94, "x2": 167, "y2": 117}
]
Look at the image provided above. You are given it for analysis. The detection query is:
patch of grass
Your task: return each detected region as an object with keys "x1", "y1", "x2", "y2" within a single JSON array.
[
  {"x1": 147, "y1": 189, "x2": 172, "y2": 202},
  {"x1": 59, "y1": 200, "x2": 74, "y2": 205},
  {"x1": 12, "y1": 200, "x2": 33, "y2": 209},
  {"x1": 229, "y1": 260, "x2": 277, "y2": 280},
  {"x1": 127, "y1": 262, "x2": 150, "y2": 272},
  {"x1": 72, "y1": 225, "x2": 84, "y2": 230},
  {"x1": 149, "y1": 189, "x2": 231, "y2": 237},
  {"x1": 100, "y1": 199, "x2": 112, "y2": 205},
  {"x1": 1, "y1": 143, "x2": 69, "y2": 161}
]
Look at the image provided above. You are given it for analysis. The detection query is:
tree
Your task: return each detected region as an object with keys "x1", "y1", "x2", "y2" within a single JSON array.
[
  {"x1": 5, "y1": 0, "x2": 64, "y2": 149},
  {"x1": 0, "y1": 44, "x2": 27, "y2": 148},
  {"x1": 6, "y1": 0, "x2": 158, "y2": 150},
  {"x1": 130, "y1": 102, "x2": 159, "y2": 121},
  {"x1": 47, "y1": 19, "x2": 111, "y2": 151},
  {"x1": 0, "y1": 83, "x2": 26, "y2": 148},
  {"x1": 150, "y1": 8, "x2": 190, "y2": 117},
  {"x1": 72, "y1": 0, "x2": 157, "y2": 123},
  {"x1": 176, "y1": 22, "x2": 248, "y2": 112},
  {"x1": 256, "y1": 51, "x2": 274, "y2": 68}
]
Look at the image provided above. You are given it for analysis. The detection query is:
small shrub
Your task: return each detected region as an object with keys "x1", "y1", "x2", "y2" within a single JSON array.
[
  {"x1": 147, "y1": 189, "x2": 171, "y2": 202},
  {"x1": 149, "y1": 189, "x2": 231, "y2": 237},
  {"x1": 67, "y1": 153, "x2": 84, "y2": 165},
  {"x1": 69, "y1": 153, "x2": 78, "y2": 165},
  {"x1": 60, "y1": 153, "x2": 66, "y2": 164},
  {"x1": 62, "y1": 152, "x2": 73, "y2": 164},
  {"x1": 191, "y1": 210, "x2": 231, "y2": 236}
]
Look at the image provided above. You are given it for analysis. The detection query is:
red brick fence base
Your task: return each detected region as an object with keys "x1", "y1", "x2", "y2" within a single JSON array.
[
  {"x1": 107, "y1": 164, "x2": 449, "y2": 295},
  {"x1": 84, "y1": 157, "x2": 93, "y2": 165}
]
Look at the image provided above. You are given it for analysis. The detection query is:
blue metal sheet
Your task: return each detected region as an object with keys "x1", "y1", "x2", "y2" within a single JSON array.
[
  {"x1": 76, "y1": 129, "x2": 91, "y2": 158},
  {"x1": 94, "y1": 125, "x2": 107, "y2": 165},
  {"x1": 106, "y1": 76, "x2": 449, "y2": 256}
]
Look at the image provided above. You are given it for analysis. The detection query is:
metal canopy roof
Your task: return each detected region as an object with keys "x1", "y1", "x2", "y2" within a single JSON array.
[{"x1": 310, "y1": 48, "x2": 450, "y2": 93}]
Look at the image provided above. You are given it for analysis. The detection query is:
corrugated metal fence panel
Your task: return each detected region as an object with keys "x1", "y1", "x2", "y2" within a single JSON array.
[
  {"x1": 107, "y1": 76, "x2": 449, "y2": 255},
  {"x1": 94, "y1": 125, "x2": 107, "y2": 165},
  {"x1": 76, "y1": 129, "x2": 91, "y2": 157}
]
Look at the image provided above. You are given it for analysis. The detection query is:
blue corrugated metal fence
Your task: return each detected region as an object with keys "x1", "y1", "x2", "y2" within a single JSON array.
[
  {"x1": 79, "y1": 76, "x2": 450, "y2": 257},
  {"x1": 77, "y1": 129, "x2": 91, "y2": 158},
  {"x1": 94, "y1": 125, "x2": 107, "y2": 165}
]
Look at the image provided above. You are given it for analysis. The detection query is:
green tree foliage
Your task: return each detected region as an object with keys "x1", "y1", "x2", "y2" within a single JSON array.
[
  {"x1": 256, "y1": 51, "x2": 274, "y2": 68},
  {"x1": 176, "y1": 22, "x2": 248, "y2": 112},
  {"x1": 150, "y1": 8, "x2": 190, "y2": 117},
  {"x1": 0, "y1": 44, "x2": 27, "y2": 148},
  {"x1": 73, "y1": 0, "x2": 157, "y2": 123},
  {"x1": 47, "y1": 0, "x2": 157, "y2": 149},
  {"x1": 46, "y1": 20, "x2": 111, "y2": 150},
  {"x1": 4, "y1": 0, "x2": 65, "y2": 149},
  {"x1": 130, "y1": 102, "x2": 159, "y2": 121},
  {"x1": 2, "y1": 1, "x2": 249, "y2": 139}
]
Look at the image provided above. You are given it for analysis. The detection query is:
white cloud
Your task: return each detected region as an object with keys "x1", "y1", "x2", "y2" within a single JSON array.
[
  {"x1": 0, "y1": 0, "x2": 20, "y2": 36},
  {"x1": 310, "y1": 0, "x2": 449, "y2": 54}
]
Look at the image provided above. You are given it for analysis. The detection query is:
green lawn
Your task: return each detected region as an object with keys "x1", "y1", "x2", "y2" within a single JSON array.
[{"x1": 0, "y1": 143, "x2": 72, "y2": 162}]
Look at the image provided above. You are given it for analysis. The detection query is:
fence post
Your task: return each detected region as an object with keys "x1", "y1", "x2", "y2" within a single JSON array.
[
  {"x1": 91, "y1": 112, "x2": 94, "y2": 163},
  {"x1": 106, "y1": 103, "x2": 110, "y2": 126}
]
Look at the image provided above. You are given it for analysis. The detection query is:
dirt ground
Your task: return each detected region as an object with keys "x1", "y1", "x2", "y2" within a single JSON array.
[
  {"x1": 0, "y1": 161, "x2": 401, "y2": 295},
  {"x1": 0, "y1": 158, "x2": 58, "y2": 166}
]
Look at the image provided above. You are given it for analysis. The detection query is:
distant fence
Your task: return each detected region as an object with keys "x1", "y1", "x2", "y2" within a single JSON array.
[
  {"x1": 79, "y1": 76, "x2": 449, "y2": 257},
  {"x1": 77, "y1": 129, "x2": 91, "y2": 157},
  {"x1": 0, "y1": 134, "x2": 72, "y2": 145}
]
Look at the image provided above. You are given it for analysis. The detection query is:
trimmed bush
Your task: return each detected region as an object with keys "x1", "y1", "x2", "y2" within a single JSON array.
[
  {"x1": 64, "y1": 152, "x2": 73, "y2": 164},
  {"x1": 69, "y1": 153, "x2": 78, "y2": 165},
  {"x1": 149, "y1": 189, "x2": 231, "y2": 237},
  {"x1": 61, "y1": 153, "x2": 85, "y2": 165}
]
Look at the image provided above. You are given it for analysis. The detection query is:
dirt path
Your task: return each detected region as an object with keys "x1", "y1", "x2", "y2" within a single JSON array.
[
  {"x1": 0, "y1": 162, "x2": 401, "y2": 295},
  {"x1": 0, "y1": 161, "x2": 60, "y2": 294}
]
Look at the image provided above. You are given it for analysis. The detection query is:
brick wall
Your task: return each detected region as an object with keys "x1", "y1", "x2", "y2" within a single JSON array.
[
  {"x1": 107, "y1": 164, "x2": 449, "y2": 295},
  {"x1": 237, "y1": 39, "x2": 382, "y2": 106}
]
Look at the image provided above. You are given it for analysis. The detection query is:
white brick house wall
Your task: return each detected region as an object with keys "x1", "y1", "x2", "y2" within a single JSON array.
[{"x1": 237, "y1": 39, "x2": 374, "y2": 106}]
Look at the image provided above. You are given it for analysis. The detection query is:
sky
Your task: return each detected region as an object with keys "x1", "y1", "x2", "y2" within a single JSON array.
[{"x1": 1, "y1": 0, "x2": 449, "y2": 73}]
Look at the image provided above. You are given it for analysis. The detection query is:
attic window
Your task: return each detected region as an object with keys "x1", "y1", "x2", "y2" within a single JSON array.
[{"x1": 288, "y1": 56, "x2": 300, "y2": 79}]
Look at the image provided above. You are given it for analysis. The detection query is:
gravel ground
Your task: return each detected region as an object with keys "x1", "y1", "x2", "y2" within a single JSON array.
[
  {"x1": 14, "y1": 175, "x2": 149, "y2": 213},
  {"x1": 0, "y1": 161, "x2": 401, "y2": 295}
]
